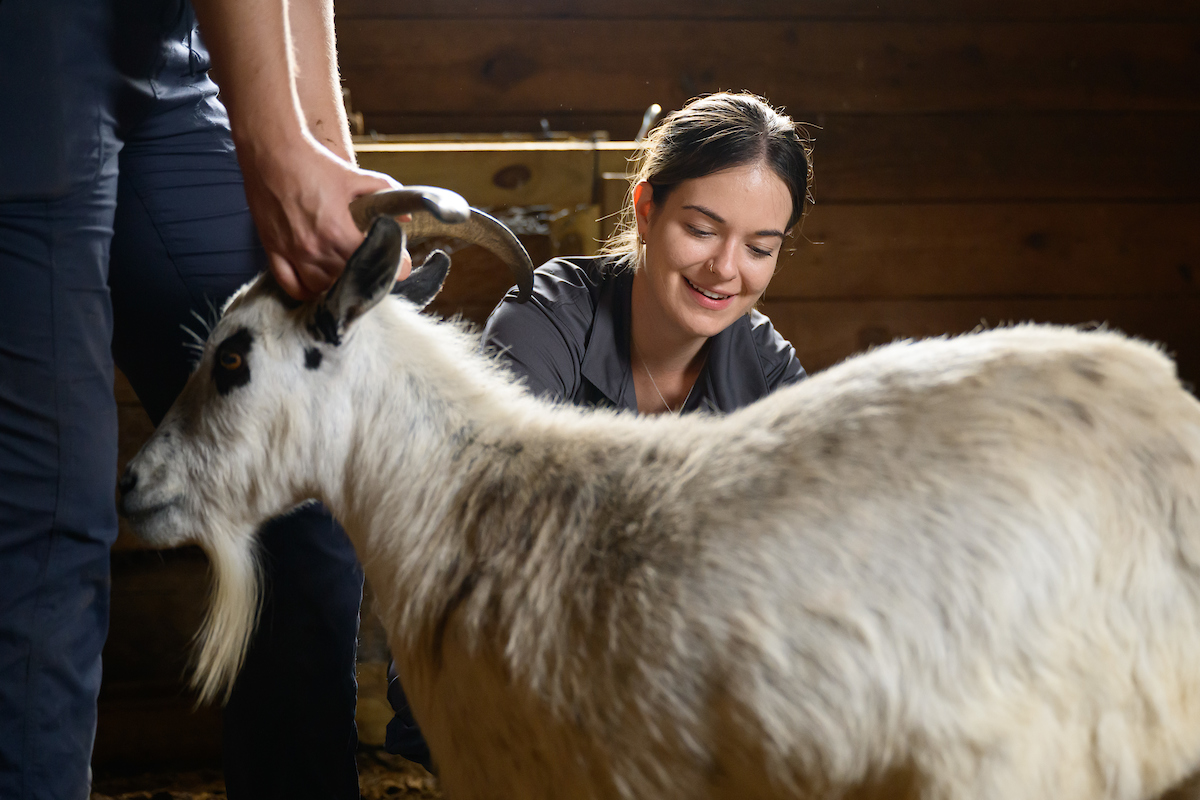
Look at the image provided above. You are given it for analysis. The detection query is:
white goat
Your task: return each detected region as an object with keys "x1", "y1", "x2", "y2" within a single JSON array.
[{"x1": 121, "y1": 216, "x2": 1200, "y2": 800}]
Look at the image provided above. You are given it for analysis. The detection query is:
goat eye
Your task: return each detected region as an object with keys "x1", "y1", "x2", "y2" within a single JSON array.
[{"x1": 211, "y1": 326, "x2": 253, "y2": 396}]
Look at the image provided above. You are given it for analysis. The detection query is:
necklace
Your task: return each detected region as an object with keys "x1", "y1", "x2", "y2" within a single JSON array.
[{"x1": 632, "y1": 339, "x2": 696, "y2": 415}]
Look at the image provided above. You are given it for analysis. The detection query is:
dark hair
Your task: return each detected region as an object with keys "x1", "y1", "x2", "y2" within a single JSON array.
[{"x1": 604, "y1": 91, "x2": 813, "y2": 264}]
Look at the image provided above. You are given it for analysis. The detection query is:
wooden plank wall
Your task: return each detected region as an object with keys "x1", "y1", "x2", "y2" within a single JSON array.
[{"x1": 336, "y1": 0, "x2": 1200, "y2": 382}]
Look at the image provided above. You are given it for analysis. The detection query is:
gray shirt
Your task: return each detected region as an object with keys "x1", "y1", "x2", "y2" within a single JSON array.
[{"x1": 481, "y1": 257, "x2": 806, "y2": 413}]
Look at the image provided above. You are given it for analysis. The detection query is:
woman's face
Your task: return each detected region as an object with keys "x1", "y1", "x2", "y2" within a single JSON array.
[{"x1": 635, "y1": 162, "x2": 792, "y2": 343}]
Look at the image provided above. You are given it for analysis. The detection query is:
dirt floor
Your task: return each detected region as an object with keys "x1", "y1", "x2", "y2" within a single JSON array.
[{"x1": 90, "y1": 751, "x2": 442, "y2": 800}]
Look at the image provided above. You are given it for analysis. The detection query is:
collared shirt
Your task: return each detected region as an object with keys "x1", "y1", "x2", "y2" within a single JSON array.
[{"x1": 481, "y1": 257, "x2": 806, "y2": 413}]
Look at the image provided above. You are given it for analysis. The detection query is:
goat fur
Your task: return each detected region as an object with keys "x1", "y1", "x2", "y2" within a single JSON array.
[{"x1": 121, "y1": 222, "x2": 1200, "y2": 800}]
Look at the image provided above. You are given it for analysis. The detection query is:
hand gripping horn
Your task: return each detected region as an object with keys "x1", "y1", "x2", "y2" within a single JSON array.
[{"x1": 349, "y1": 186, "x2": 534, "y2": 302}]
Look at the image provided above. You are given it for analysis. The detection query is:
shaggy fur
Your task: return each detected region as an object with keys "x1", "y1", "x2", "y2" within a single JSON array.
[{"x1": 121, "y1": 225, "x2": 1200, "y2": 799}]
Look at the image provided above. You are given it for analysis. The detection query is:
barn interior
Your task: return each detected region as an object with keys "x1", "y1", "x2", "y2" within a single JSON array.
[{"x1": 94, "y1": 1, "x2": 1199, "y2": 797}]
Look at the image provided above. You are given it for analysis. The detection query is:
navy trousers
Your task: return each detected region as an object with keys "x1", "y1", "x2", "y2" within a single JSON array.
[{"x1": 0, "y1": 2, "x2": 363, "y2": 798}]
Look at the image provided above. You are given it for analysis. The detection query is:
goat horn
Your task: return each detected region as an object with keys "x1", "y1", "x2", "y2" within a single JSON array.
[{"x1": 349, "y1": 187, "x2": 534, "y2": 303}]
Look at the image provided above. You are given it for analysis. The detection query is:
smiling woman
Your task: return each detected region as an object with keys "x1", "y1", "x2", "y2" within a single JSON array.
[
  {"x1": 633, "y1": 162, "x2": 792, "y2": 361},
  {"x1": 483, "y1": 91, "x2": 813, "y2": 416}
]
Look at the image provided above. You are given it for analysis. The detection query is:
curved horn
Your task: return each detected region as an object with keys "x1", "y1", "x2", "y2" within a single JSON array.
[
  {"x1": 349, "y1": 185, "x2": 470, "y2": 228},
  {"x1": 349, "y1": 187, "x2": 534, "y2": 303}
]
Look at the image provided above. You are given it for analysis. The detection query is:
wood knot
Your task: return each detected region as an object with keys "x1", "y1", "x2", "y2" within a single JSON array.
[
  {"x1": 480, "y1": 51, "x2": 538, "y2": 91},
  {"x1": 493, "y1": 164, "x2": 532, "y2": 191}
]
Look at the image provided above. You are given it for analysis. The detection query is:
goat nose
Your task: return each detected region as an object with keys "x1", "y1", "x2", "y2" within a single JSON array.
[{"x1": 118, "y1": 466, "x2": 138, "y2": 497}]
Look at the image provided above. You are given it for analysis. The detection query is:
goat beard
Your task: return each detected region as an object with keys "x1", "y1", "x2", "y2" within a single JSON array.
[{"x1": 189, "y1": 521, "x2": 263, "y2": 706}]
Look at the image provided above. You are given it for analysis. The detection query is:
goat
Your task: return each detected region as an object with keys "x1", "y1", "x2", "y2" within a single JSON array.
[{"x1": 120, "y1": 215, "x2": 1200, "y2": 800}]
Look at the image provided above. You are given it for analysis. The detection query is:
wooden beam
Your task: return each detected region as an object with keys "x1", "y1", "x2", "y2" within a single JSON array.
[
  {"x1": 355, "y1": 141, "x2": 638, "y2": 208},
  {"x1": 337, "y1": 20, "x2": 1200, "y2": 115},
  {"x1": 356, "y1": 141, "x2": 612, "y2": 208},
  {"x1": 355, "y1": 112, "x2": 644, "y2": 138},
  {"x1": 762, "y1": 296, "x2": 1200, "y2": 384},
  {"x1": 335, "y1": 0, "x2": 1200, "y2": 22},
  {"x1": 773, "y1": 203, "x2": 1200, "y2": 298},
  {"x1": 810, "y1": 113, "x2": 1200, "y2": 202}
]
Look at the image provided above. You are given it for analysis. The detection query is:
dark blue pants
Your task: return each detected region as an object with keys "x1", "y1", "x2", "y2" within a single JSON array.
[{"x1": 0, "y1": 2, "x2": 362, "y2": 798}]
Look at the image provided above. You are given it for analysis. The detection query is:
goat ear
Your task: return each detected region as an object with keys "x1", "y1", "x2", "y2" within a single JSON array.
[
  {"x1": 312, "y1": 216, "x2": 406, "y2": 345},
  {"x1": 391, "y1": 250, "x2": 450, "y2": 310}
]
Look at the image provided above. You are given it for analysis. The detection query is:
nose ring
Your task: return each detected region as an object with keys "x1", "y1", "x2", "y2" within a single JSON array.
[{"x1": 707, "y1": 260, "x2": 715, "y2": 274}]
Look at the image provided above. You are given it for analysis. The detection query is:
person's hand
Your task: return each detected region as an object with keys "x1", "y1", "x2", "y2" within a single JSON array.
[
  {"x1": 239, "y1": 131, "x2": 413, "y2": 300},
  {"x1": 190, "y1": 0, "x2": 412, "y2": 301}
]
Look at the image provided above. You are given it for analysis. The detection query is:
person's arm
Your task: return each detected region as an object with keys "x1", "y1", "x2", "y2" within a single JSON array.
[
  {"x1": 481, "y1": 290, "x2": 579, "y2": 401},
  {"x1": 480, "y1": 261, "x2": 608, "y2": 401},
  {"x1": 286, "y1": 0, "x2": 354, "y2": 163},
  {"x1": 749, "y1": 310, "x2": 807, "y2": 389},
  {"x1": 192, "y1": 0, "x2": 406, "y2": 300}
]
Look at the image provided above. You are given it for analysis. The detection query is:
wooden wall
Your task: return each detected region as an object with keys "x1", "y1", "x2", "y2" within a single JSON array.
[{"x1": 336, "y1": 0, "x2": 1200, "y2": 382}]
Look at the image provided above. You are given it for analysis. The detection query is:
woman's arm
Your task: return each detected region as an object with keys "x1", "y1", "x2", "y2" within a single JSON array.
[
  {"x1": 482, "y1": 290, "x2": 579, "y2": 400},
  {"x1": 191, "y1": 0, "x2": 406, "y2": 300},
  {"x1": 480, "y1": 260, "x2": 611, "y2": 401},
  {"x1": 748, "y1": 310, "x2": 807, "y2": 389}
]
